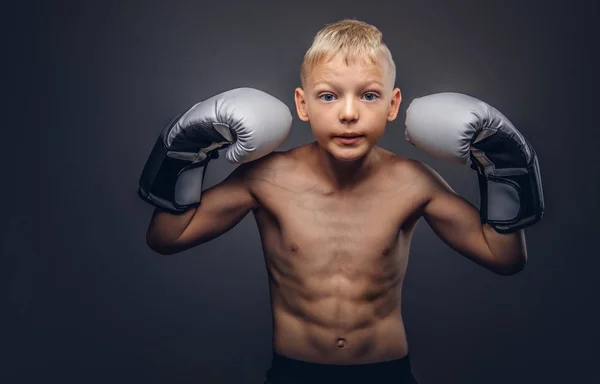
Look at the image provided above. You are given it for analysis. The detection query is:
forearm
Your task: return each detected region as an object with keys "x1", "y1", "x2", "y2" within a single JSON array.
[{"x1": 482, "y1": 224, "x2": 527, "y2": 275}]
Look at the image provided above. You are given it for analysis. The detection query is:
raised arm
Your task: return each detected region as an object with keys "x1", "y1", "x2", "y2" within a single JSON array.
[
  {"x1": 137, "y1": 87, "x2": 292, "y2": 254},
  {"x1": 405, "y1": 92, "x2": 544, "y2": 275},
  {"x1": 146, "y1": 163, "x2": 258, "y2": 255},
  {"x1": 418, "y1": 163, "x2": 527, "y2": 275}
]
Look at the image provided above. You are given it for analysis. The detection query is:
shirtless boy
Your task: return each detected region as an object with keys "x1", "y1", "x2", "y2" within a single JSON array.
[{"x1": 138, "y1": 19, "x2": 544, "y2": 384}]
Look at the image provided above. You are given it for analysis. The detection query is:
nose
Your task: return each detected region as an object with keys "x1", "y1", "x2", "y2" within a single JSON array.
[{"x1": 338, "y1": 97, "x2": 359, "y2": 124}]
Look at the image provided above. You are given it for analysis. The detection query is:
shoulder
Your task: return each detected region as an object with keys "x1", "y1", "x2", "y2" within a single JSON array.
[
  {"x1": 238, "y1": 144, "x2": 307, "y2": 183},
  {"x1": 377, "y1": 148, "x2": 424, "y2": 179},
  {"x1": 381, "y1": 150, "x2": 451, "y2": 194}
]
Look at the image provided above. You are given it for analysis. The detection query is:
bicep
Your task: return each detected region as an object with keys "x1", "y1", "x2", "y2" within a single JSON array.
[
  {"x1": 175, "y1": 164, "x2": 258, "y2": 250},
  {"x1": 420, "y1": 165, "x2": 494, "y2": 263}
]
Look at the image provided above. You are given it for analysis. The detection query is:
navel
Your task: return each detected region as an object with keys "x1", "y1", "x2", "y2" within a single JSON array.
[{"x1": 336, "y1": 338, "x2": 347, "y2": 349}]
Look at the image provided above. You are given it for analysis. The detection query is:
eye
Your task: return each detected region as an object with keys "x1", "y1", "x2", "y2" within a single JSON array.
[
  {"x1": 319, "y1": 93, "x2": 336, "y2": 102},
  {"x1": 362, "y1": 92, "x2": 379, "y2": 101}
]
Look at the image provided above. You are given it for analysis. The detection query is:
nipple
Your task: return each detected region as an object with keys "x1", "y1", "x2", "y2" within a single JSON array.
[{"x1": 336, "y1": 338, "x2": 347, "y2": 349}]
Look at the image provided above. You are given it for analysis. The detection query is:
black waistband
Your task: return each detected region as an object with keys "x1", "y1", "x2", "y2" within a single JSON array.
[{"x1": 267, "y1": 352, "x2": 415, "y2": 383}]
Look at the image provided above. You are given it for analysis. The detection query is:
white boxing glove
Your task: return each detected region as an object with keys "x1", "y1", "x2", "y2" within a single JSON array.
[
  {"x1": 179, "y1": 87, "x2": 293, "y2": 164},
  {"x1": 405, "y1": 92, "x2": 544, "y2": 233},
  {"x1": 138, "y1": 87, "x2": 292, "y2": 214}
]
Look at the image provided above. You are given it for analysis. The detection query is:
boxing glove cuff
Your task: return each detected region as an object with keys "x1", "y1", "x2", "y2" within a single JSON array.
[
  {"x1": 471, "y1": 139, "x2": 544, "y2": 233},
  {"x1": 138, "y1": 114, "x2": 226, "y2": 215}
]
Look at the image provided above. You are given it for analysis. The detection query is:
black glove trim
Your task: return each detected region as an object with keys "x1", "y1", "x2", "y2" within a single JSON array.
[{"x1": 470, "y1": 140, "x2": 544, "y2": 233}]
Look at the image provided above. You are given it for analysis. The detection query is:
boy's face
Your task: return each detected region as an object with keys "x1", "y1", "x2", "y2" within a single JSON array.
[{"x1": 295, "y1": 54, "x2": 401, "y2": 162}]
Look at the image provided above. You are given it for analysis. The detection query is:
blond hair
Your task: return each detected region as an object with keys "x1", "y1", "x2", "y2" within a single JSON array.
[{"x1": 300, "y1": 19, "x2": 396, "y2": 88}]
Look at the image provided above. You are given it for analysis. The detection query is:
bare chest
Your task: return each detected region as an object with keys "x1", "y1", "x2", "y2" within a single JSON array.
[{"x1": 250, "y1": 174, "x2": 423, "y2": 275}]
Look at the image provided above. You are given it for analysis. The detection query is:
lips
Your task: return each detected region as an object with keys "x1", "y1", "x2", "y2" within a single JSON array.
[
  {"x1": 335, "y1": 134, "x2": 363, "y2": 145},
  {"x1": 337, "y1": 132, "x2": 362, "y2": 138}
]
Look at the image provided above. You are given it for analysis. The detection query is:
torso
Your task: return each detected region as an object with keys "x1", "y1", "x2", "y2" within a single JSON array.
[{"x1": 246, "y1": 143, "x2": 428, "y2": 364}]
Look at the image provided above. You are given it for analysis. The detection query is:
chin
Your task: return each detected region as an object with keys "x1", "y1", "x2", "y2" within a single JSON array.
[{"x1": 326, "y1": 142, "x2": 371, "y2": 161}]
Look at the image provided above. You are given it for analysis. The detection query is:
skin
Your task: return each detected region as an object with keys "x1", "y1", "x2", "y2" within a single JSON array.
[{"x1": 146, "y1": 54, "x2": 527, "y2": 365}]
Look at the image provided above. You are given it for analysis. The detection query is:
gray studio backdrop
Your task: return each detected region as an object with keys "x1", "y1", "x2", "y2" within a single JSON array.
[{"x1": 6, "y1": 0, "x2": 598, "y2": 383}]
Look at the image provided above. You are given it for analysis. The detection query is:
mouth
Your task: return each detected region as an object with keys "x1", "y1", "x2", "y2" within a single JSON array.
[
  {"x1": 337, "y1": 132, "x2": 363, "y2": 138},
  {"x1": 334, "y1": 134, "x2": 363, "y2": 145}
]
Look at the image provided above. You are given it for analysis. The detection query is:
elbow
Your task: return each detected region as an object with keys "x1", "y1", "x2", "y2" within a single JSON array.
[
  {"x1": 146, "y1": 241, "x2": 174, "y2": 256},
  {"x1": 493, "y1": 258, "x2": 527, "y2": 276},
  {"x1": 149, "y1": 244, "x2": 179, "y2": 256},
  {"x1": 146, "y1": 233, "x2": 180, "y2": 256}
]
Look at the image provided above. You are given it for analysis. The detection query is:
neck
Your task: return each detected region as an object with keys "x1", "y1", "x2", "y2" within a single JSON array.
[{"x1": 310, "y1": 142, "x2": 379, "y2": 191}]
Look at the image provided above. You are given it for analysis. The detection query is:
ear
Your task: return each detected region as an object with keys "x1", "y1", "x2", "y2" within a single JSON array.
[
  {"x1": 387, "y1": 88, "x2": 402, "y2": 122},
  {"x1": 294, "y1": 87, "x2": 310, "y2": 122}
]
